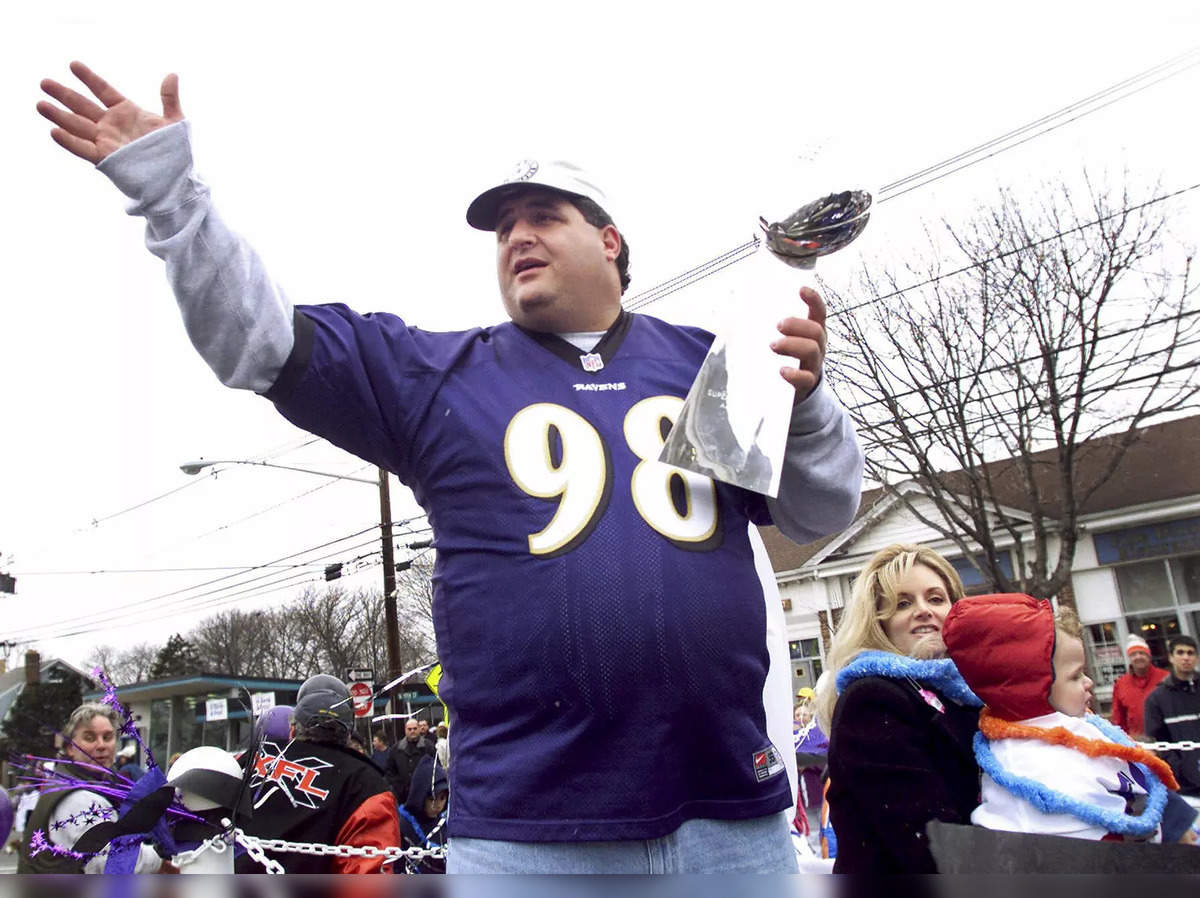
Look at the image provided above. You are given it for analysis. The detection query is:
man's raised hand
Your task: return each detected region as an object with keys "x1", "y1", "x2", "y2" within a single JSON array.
[{"x1": 38, "y1": 62, "x2": 182, "y2": 165}]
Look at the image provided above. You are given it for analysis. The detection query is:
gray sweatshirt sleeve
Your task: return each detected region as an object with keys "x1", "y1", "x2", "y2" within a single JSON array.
[
  {"x1": 96, "y1": 121, "x2": 293, "y2": 393},
  {"x1": 50, "y1": 790, "x2": 162, "y2": 874},
  {"x1": 767, "y1": 378, "x2": 864, "y2": 544}
]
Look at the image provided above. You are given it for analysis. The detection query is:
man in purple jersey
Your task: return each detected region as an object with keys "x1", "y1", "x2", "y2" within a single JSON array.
[{"x1": 39, "y1": 62, "x2": 864, "y2": 873}]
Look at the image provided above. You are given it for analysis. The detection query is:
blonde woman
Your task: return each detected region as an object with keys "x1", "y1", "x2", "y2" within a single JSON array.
[{"x1": 821, "y1": 544, "x2": 982, "y2": 873}]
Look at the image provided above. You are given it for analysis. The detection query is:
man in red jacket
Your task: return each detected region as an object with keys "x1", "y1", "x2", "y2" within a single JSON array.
[{"x1": 1110, "y1": 634, "x2": 1167, "y2": 739}]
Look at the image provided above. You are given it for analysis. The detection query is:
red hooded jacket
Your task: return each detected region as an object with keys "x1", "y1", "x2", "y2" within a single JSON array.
[{"x1": 942, "y1": 593, "x2": 1057, "y2": 721}]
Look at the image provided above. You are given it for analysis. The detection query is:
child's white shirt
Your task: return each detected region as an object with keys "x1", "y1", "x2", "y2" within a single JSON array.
[{"x1": 972, "y1": 711, "x2": 1155, "y2": 841}]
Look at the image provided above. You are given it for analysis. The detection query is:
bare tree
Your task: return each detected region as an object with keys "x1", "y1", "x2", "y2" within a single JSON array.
[
  {"x1": 824, "y1": 175, "x2": 1199, "y2": 598},
  {"x1": 292, "y1": 585, "x2": 361, "y2": 676},
  {"x1": 190, "y1": 609, "x2": 274, "y2": 676},
  {"x1": 181, "y1": 580, "x2": 436, "y2": 682},
  {"x1": 342, "y1": 586, "x2": 435, "y2": 681},
  {"x1": 86, "y1": 642, "x2": 160, "y2": 685},
  {"x1": 395, "y1": 553, "x2": 436, "y2": 637}
]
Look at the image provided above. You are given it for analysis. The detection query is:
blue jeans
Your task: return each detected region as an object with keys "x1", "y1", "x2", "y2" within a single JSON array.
[{"x1": 447, "y1": 812, "x2": 798, "y2": 873}]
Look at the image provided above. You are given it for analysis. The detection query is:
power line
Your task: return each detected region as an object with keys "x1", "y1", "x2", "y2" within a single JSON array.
[
  {"x1": 14, "y1": 564, "x2": 333, "y2": 575},
  {"x1": 828, "y1": 180, "x2": 1200, "y2": 320},
  {"x1": 4, "y1": 523, "x2": 386, "y2": 640},
  {"x1": 838, "y1": 306, "x2": 1200, "y2": 415},
  {"x1": 622, "y1": 238, "x2": 760, "y2": 312},
  {"x1": 147, "y1": 462, "x2": 378, "y2": 555},
  {"x1": 877, "y1": 47, "x2": 1200, "y2": 200},
  {"x1": 835, "y1": 336, "x2": 1200, "y2": 439},
  {"x1": 853, "y1": 353, "x2": 1200, "y2": 454},
  {"x1": 11, "y1": 521, "x2": 434, "y2": 642},
  {"x1": 625, "y1": 48, "x2": 1200, "y2": 313}
]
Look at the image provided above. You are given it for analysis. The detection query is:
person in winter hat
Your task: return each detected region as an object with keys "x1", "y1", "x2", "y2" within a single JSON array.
[
  {"x1": 397, "y1": 754, "x2": 448, "y2": 874},
  {"x1": 943, "y1": 595, "x2": 1178, "y2": 842},
  {"x1": 1111, "y1": 635, "x2": 1168, "y2": 740}
]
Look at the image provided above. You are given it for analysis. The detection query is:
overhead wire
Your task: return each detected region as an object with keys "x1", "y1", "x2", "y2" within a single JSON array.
[
  {"x1": 849, "y1": 347, "x2": 1200, "y2": 453},
  {"x1": 147, "y1": 462, "x2": 378, "y2": 554},
  {"x1": 12, "y1": 520, "x2": 435, "y2": 642},
  {"x1": 5, "y1": 523, "x2": 388, "y2": 640},
  {"x1": 828, "y1": 180, "x2": 1200, "y2": 320},
  {"x1": 876, "y1": 47, "x2": 1200, "y2": 201},
  {"x1": 837, "y1": 306, "x2": 1200, "y2": 414},
  {"x1": 622, "y1": 47, "x2": 1200, "y2": 313},
  {"x1": 833, "y1": 334, "x2": 1200, "y2": 439}
]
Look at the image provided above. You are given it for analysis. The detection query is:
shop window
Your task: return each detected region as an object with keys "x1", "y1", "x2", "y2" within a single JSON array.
[
  {"x1": 1126, "y1": 613, "x2": 1180, "y2": 668},
  {"x1": 1083, "y1": 621, "x2": 1123, "y2": 687},
  {"x1": 789, "y1": 638, "x2": 820, "y2": 661},
  {"x1": 789, "y1": 638, "x2": 823, "y2": 693},
  {"x1": 1171, "y1": 554, "x2": 1200, "y2": 605},
  {"x1": 1114, "y1": 560, "x2": 1175, "y2": 613},
  {"x1": 951, "y1": 552, "x2": 1014, "y2": 593}
]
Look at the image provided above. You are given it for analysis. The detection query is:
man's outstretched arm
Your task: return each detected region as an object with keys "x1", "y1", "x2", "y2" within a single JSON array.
[{"x1": 38, "y1": 63, "x2": 294, "y2": 393}]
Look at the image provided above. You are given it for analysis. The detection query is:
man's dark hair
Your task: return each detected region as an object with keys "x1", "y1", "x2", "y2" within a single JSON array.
[
  {"x1": 1168, "y1": 635, "x2": 1198, "y2": 652},
  {"x1": 567, "y1": 195, "x2": 631, "y2": 295},
  {"x1": 293, "y1": 717, "x2": 350, "y2": 746}
]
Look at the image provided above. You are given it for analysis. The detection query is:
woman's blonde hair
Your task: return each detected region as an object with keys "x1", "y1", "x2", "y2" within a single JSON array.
[{"x1": 816, "y1": 544, "x2": 965, "y2": 731}]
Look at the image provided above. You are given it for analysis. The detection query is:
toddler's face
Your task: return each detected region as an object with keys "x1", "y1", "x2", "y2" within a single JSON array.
[{"x1": 1048, "y1": 633, "x2": 1093, "y2": 717}]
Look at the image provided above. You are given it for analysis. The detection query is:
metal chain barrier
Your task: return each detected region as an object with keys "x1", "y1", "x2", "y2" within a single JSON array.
[
  {"x1": 1138, "y1": 739, "x2": 1200, "y2": 752},
  {"x1": 170, "y1": 831, "x2": 231, "y2": 869},
  {"x1": 172, "y1": 826, "x2": 446, "y2": 874},
  {"x1": 234, "y1": 831, "x2": 446, "y2": 872}
]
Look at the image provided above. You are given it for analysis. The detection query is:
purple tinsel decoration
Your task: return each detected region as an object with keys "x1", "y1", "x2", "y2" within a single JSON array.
[
  {"x1": 91, "y1": 667, "x2": 159, "y2": 772},
  {"x1": 48, "y1": 803, "x2": 115, "y2": 831},
  {"x1": 11, "y1": 756, "x2": 203, "y2": 825},
  {"x1": 28, "y1": 829, "x2": 86, "y2": 861}
]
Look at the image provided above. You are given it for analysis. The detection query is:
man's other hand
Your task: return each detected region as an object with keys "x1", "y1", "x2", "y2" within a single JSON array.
[
  {"x1": 38, "y1": 61, "x2": 183, "y2": 165},
  {"x1": 771, "y1": 286, "x2": 828, "y2": 400}
]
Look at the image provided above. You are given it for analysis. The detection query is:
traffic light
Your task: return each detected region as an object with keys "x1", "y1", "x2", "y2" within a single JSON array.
[
  {"x1": 324, "y1": 563, "x2": 343, "y2": 582},
  {"x1": 0, "y1": 572, "x2": 14, "y2": 594}
]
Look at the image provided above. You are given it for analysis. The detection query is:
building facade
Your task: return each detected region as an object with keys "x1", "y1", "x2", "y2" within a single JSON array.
[{"x1": 763, "y1": 415, "x2": 1200, "y2": 711}]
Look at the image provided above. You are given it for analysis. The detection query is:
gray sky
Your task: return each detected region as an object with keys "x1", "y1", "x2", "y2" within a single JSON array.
[{"x1": 3, "y1": 1, "x2": 1198, "y2": 668}]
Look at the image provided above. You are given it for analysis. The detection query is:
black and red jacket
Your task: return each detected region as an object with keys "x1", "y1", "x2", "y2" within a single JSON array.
[{"x1": 235, "y1": 739, "x2": 401, "y2": 873}]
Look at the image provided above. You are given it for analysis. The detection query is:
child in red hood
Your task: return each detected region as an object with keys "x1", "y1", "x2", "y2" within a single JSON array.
[{"x1": 943, "y1": 594, "x2": 1177, "y2": 841}]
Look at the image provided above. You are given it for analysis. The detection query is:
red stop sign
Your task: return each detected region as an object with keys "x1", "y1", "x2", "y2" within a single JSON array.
[{"x1": 349, "y1": 682, "x2": 373, "y2": 718}]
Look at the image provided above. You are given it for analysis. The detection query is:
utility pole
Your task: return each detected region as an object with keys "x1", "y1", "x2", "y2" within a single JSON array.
[{"x1": 377, "y1": 468, "x2": 402, "y2": 716}]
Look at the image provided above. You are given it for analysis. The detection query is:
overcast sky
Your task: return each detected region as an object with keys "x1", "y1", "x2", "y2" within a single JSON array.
[{"x1": 2, "y1": 2, "x2": 1198, "y2": 670}]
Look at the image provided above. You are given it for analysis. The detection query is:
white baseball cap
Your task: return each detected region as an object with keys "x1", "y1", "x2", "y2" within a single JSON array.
[{"x1": 466, "y1": 159, "x2": 612, "y2": 231}]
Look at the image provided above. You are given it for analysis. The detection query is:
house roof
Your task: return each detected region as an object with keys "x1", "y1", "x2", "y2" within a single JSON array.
[
  {"x1": 760, "y1": 414, "x2": 1200, "y2": 573},
  {"x1": 0, "y1": 658, "x2": 95, "y2": 725},
  {"x1": 82, "y1": 674, "x2": 305, "y2": 704}
]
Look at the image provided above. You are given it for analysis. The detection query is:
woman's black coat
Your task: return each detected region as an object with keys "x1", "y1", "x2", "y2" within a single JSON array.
[{"x1": 827, "y1": 674, "x2": 981, "y2": 873}]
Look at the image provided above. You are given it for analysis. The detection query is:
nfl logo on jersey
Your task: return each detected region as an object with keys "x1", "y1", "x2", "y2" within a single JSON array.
[{"x1": 579, "y1": 352, "x2": 604, "y2": 373}]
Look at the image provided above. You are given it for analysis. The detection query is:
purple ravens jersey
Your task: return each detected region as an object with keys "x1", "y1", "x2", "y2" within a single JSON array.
[{"x1": 266, "y1": 306, "x2": 792, "y2": 840}]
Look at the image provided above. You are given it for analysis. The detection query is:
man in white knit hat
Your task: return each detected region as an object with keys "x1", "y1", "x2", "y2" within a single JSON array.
[{"x1": 1110, "y1": 633, "x2": 1167, "y2": 739}]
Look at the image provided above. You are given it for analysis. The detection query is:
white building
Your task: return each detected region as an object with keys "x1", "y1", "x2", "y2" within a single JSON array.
[{"x1": 761, "y1": 414, "x2": 1200, "y2": 710}]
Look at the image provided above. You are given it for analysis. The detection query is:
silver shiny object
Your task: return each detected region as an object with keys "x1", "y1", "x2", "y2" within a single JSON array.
[{"x1": 758, "y1": 190, "x2": 873, "y2": 270}]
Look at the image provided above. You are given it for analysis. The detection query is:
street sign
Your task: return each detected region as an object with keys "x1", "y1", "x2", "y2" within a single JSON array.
[
  {"x1": 346, "y1": 668, "x2": 374, "y2": 683},
  {"x1": 206, "y1": 698, "x2": 228, "y2": 722},
  {"x1": 349, "y1": 682, "x2": 374, "y2": 718},
  {"x1": 251, "y1": 692, "x2": 276, "y2": 716}
]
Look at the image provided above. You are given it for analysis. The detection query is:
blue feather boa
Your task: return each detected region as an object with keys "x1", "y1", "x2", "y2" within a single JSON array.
[
  {"x1": 975, "y1": 713, "x2": 1167, "y2": 838},
  {"x1": 836, "y1": 650, "x2": 983, "y2": 707}
]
